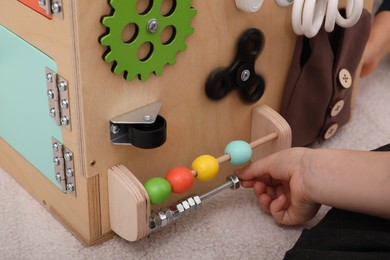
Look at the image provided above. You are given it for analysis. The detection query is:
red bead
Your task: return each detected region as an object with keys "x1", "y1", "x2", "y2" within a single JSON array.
[{"x1": 165, "y1": 166, "x2": 194, "y2": 194}]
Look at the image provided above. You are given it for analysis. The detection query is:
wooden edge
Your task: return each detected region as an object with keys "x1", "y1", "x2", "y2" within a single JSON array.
[
  {"x1": 0, "y1": 138, "x2": 92, "y2": 243},
  {"x1": 108, "y1": 164, "x2": 151, "y2": 242},
  {"x1": 48, "y1": 205, "x2": 114, "y2": 246},
  {"x1": 251, "y1": 104, "x2": 292, "y2": 161}
]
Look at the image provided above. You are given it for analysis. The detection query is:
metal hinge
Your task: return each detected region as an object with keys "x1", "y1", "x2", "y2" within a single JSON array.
[
  {"x1": 52, "y1": 137, "x2": 76, "y2": 196},
  {"x1": 38, "y1": 0, "x2": 64, "y2": 19},
  {"x1": 46, "y1": 67, "x2": 71, "y2": 130}
]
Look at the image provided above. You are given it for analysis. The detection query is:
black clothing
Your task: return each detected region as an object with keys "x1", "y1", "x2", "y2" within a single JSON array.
[{"x1": 377, "y1": 1, "x2": 390, "y2": 13}]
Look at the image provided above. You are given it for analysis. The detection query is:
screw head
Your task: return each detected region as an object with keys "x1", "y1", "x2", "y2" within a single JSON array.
[
  {"x1": 47, "y1": 89, "x2": 55, "y2": 99},
  {"x1": 46, "y1": 73, "x2": 53, "y2": 83},
  {"x1": 110, "y1": 124, "x2": 120, "y2": 134},
  {"x1": 240, "y1": 69, "x2": 251, "y2": 82},
  {"x1": 52, "y1": 142, "x2": 59, "y2": 152},
  {"x1": 143, "y1": 115, "x2": 152, "y2": 122},
  {"x1": 38, "y1": 0, "x2": 46, "y2": 7},
  {"x1": 58, "y1": 81, "x2": 67, "y2": 91},
  {"x1": 60, "y1": 116, "x2": 69, "y2": 126},
  {"x1": 49, "y1": 108, "x2": 56, "y2": 118},
  {"x1": 60, "y1": 99, "x2": 69, "y2": 109},
  {"x1": 147, "y1": 19, "x2": 159, "y2": 33},
  {"x1": 66, "y1": 168, "x2": 74, "y2": 177},
  {"x1": 55, "y1": 173, "x2": 62, "y2": 181},
  {"x1": 66, "y1": 183, "x2": 75, "y2": 192},
  {"x1": 51, "y1": 2, "x2": 62, "y2": 13},
  {"x1": 64, "y1": 152, "x2": 73, "y2": 161},
  {"x1": 53, "y1": 157, "x2": 60, "y2": 166}
]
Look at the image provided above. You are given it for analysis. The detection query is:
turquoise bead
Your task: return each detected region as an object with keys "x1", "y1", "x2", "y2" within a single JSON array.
[
  {"x1": 144, "y1": 177, "x2": 172, "y2": 205},
  {"x1": 224, "y1": 140, "x2": 252, "y2": 165}
]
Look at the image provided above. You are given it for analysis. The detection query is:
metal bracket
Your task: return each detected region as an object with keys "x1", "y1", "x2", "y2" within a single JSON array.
[
  {"x1": 52, "y1": 137, "x2": 76, "y2": 196},
  {"x1": 38, "y1": 0, "x2": 64, "y2": 19},
  {"x1": 46, "y1": 67, "x2": 71, "y2": 130},
  {"x1": 110, "y1": 102, "x2": 167, "y2": 149}
]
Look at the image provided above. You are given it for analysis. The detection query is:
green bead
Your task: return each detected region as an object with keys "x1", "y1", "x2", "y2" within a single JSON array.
[
  {"x1": 144, "y1": 178, "x2": 172, "y2": 205},
  {"x1": 224, "y1": 140, "x2": 252, "y2": 165}
]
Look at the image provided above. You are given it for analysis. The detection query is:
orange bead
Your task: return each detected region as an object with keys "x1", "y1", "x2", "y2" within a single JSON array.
[
  {"x1": 192, "y1": 155, "x2": 219, "y2": 181},
  {"x1": 165, "y1": 166, "x2": 194, "y2": 194}
]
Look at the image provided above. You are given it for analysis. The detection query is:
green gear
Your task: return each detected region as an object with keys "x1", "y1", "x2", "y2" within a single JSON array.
[{"x1": 99, "y1": 0, "x2": 197, "y2": 82}]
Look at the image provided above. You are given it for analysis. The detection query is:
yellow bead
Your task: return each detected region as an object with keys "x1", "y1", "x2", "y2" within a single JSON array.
[{"x1": 192, "y1": 155, "x2": 219, "y2": 181}]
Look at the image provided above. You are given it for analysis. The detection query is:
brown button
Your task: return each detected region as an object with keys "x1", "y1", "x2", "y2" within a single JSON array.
[
  {"x1": 324, "y1": 123, "x2": 338, "y2": 140},
  {"x1": 339, "y1": 68, "x2": 352, "y2": 89},
  {"x1": 330, "y1": 100, "x2": 345, "y2": 117}
]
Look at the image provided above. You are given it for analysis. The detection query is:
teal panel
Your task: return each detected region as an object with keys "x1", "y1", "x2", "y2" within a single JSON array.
[{"x1": 0, "y1": 25, "x2": 62, "y2": 189}]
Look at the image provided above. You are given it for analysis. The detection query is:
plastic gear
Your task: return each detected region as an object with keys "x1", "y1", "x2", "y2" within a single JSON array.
[{"x1": 99, "y1": 0, "x2": 197, "y2": 82}]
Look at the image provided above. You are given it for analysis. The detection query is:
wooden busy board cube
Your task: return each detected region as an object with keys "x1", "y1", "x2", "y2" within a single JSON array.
[{"x1": 0, "y1": 0, "x2": 372, "y2": 245}]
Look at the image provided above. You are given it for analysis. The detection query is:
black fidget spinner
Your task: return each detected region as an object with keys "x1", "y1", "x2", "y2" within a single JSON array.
[{"x1": 205, "y1": 28, "x2": 265, "y2": 103}]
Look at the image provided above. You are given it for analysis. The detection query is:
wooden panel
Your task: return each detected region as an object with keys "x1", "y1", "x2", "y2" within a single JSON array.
[
  {"x1": 70, "y1": 1, "x2": 297, "y2": 233},
  {"x1": 0, "y1": 138, "x2": 111, "y2": 245},
  {"x1": 73, "y1": 1, "x2": 294, "y2": 182},
  {"x1": 18, "y1": 0, "x2": 52, "y2": 18}
]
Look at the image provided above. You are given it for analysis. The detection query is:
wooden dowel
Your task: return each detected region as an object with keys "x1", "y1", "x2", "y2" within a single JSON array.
[
  {"x1": 250, "y1": 131, "x2": 278, "y2": 149},
  {"x1": 191, "y1": 132, "x2": 278, "y2": 176},
  {"x1": 217, "y1": 132, "x2": 278, "y2": 164},
  {"x1": 217, "y1": 154, "x2": 231, "y2": 164}
]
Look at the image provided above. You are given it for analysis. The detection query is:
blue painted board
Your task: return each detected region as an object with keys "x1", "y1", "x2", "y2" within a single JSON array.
[{"x1": 0, "y1": 25, "x2": 63, "y2": 189}]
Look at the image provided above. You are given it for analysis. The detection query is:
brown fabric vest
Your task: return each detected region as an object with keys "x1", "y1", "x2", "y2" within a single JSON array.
[{"x1": 281, "y1": 9, "x2": 371, "y2": 147}]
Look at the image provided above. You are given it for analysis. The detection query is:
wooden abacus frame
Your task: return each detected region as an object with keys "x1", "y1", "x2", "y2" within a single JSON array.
[
  {"x1": 0, "y1": 0, "x2": 373, "y2": 245},
  {"x1": 108, "y1": 104, "x2": 291, "y2": 241}
]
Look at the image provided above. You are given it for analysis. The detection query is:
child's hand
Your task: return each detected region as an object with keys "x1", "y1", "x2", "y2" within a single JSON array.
[
  {"x1": 236, "y1": 147, "x2": 390, "y2": 223},
  {"x1": 235, "y1": 148, "x2": 321, "y2": 225},
  {"x1": 361, "y1": 11, "x2": 390, "y2": 78}
]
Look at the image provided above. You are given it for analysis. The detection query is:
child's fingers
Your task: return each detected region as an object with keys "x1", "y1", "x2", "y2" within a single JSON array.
[
  {"x1": 259, "y1": 194, "x2": 272, "y2": 214},
  {"x1": 270, "y1": 195, "x2": 288, "y2": 224},
  {"x1": 253, "y1": 181, "x2": 266, "y2": 197}
]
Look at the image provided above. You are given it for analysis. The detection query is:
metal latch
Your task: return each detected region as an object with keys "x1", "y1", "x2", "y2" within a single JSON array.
[
  {"x1": 38, "y1": 0, "x2": 64, "y2": 19},
  {"x1": 46, "y1": 67, "x2": 71, "y2": 130},
  {"x1": 52, "y1": 137, "x2": 76, "y2": 196}
]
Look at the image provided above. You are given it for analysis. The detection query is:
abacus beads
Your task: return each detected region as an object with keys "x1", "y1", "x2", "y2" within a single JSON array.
[
  {"x1": 192, "y1": 155, "x2": 219, "y2": 181},
  {"x1": 165, "y1": 167, "x2": 194, "y2": 194},
  {"x1": 144, "y1": 140, "x2": 254, "y2": 205},
  {"x1": 144, "y1": 178, "x2": 172, "y2": 205},
  {"x1": 224, "y1": 140, "x2": 252, "y2": 165}
]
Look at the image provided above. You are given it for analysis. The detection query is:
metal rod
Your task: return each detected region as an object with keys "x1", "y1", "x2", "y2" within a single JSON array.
[
  {"x1": 200, "y1": 181, "x2": 233, "y2": 201},
  {"x1": 150, "y1": 176, "x2": 240, "y2": 232},
  {"x1": 199, "y1": 175, "x2": 240, "y2": 201}
]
